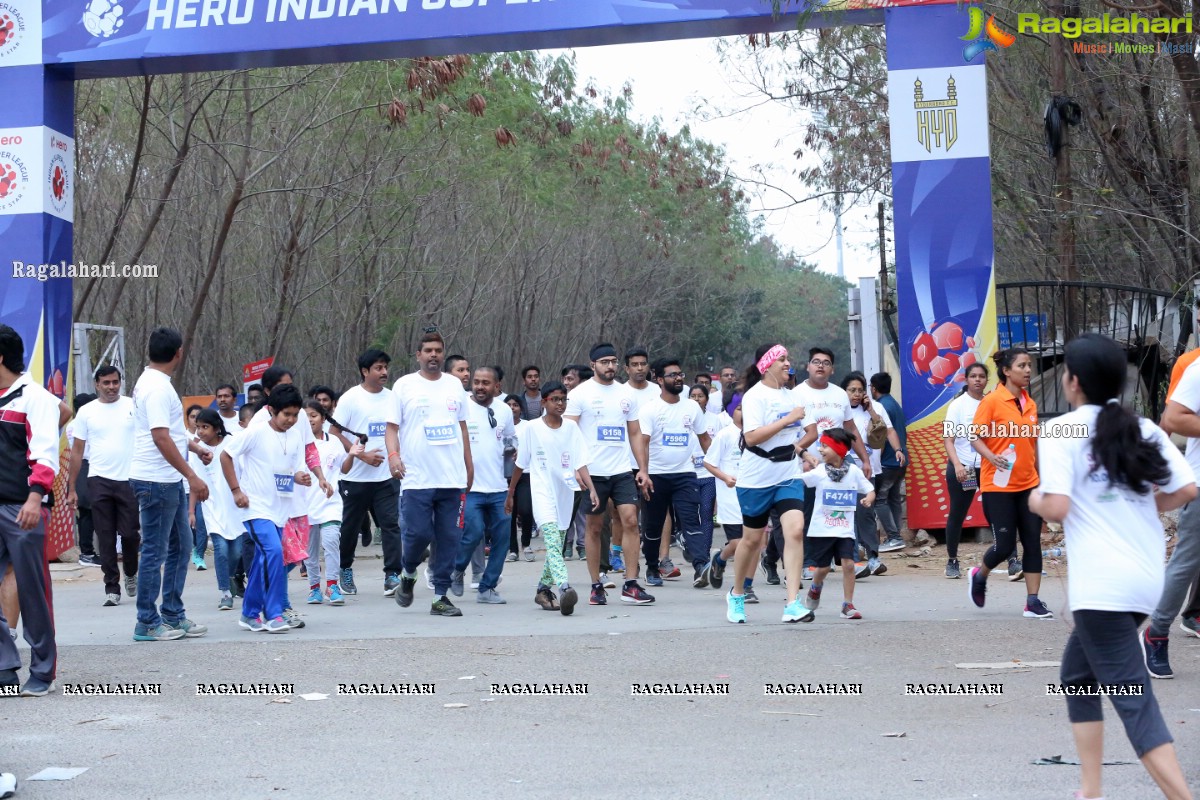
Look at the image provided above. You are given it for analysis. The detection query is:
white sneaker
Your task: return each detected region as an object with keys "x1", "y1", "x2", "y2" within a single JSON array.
[
  {"x1": 103, "y1": 593, "x2": 121, "y2": 606},
  {"x1": 423, "y1": 567, "x2": 434, "y2": 591},
  {"x1": 601, "y1": 572, "x2": 616, "y2": 589}
]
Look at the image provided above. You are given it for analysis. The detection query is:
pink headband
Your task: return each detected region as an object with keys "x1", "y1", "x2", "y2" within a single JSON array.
[{"x1": 756, "y1": 345, "x2": 787, "y2": 376}]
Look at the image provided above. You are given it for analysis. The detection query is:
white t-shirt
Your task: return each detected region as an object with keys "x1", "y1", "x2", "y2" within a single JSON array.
[
  {"x1": 791, "y1": 381, "x2": 853, "y2": 436},
  {"x1": 738, "y1": 381, "x2": 809, "y2": 489},
  {"x1": 704, "y1": 425, "x2": 743, "y2": 525},
  {"x1": 218, "y1": 411, "x2": 240, "y2": 437},
  {"x1": 626, "y1": 382, "x2": 661, "y2": 413},
  {"x1": 129, "y1": 367, "x2": 188, "y2": 483},
  {"x1": 847, "y1": 401, "x2": 892, "y2": 475},
  {"x1": 1168, "y1": 358, "x2": 1200, "y2": 478},
  {"x1": 565, "y1": 379, "x2": 638, "y2": 478},
  {"x1": 334, "y1": 384, "x2": 399, "y2": 483},
  {"x1": 799, "y1": 464, "x2": 873, "y2": 538},
  {"x1": 638, "y1": 397, "x2": 707, "y2": 474},
  {"x1": 72, "y1": 396, "x2": 135, "y2": 480},
  {"x1": 944, "y1": 392, "x2": 983, "y2": 469},
  {"x1": 466, "y1": 398, "x2": 516, "y2": 494},
  {"x1": 304, "y1": 433, "x2": 348, "y2": 525},
  {"x1": 223, "y1": 420, "x2": 306, "y2": 527},
  {"x1": 394, "y1": 372, "x2": 470, "y2": 490},
  {"x1": 1039, "y1": 406, "x2": 1195, "y2": 614},
  {"x1": 251, "y1": 405, "x2": 315, "y2": 448},
  {"x1": 516, "y1": 418, "x2": 590, "y2": 530},
  {"x1": 196, "y1": 438, "x2": 242, "y2": 540}
]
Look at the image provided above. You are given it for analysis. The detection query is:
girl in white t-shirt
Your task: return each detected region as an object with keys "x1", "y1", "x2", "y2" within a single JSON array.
[
  {"x1": 1029, "y1": 333, "x2": 1195, "y2": 800},
  {"x1": 941, "y1": 362, "x2": 988, "y2": 579},
  {"x1": 841, "y1": 371, "x2": 891, "y2": 575},
  {"x1": 303, "y1": 400, "x2": 360, "y2": 607},
  {"x1": 189, "y1": 409, "x2": 242, "y2": 610},
  {"x1": 689, "y1": 384, "x2": 718, "y2": 579}
]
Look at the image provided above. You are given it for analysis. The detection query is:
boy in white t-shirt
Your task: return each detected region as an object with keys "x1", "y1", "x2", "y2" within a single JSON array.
[
  {"x1": 506, "y1": 382, "x2": 598, "y2": 616},
  {"x1": 221, "y1": 385, "x2": 312, "y2": 634},
  {"x1": 799, "y1": 428, "x2": 875, "y2": 620}
]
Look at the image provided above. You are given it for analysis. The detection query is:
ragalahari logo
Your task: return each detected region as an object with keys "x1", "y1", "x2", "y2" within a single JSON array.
[{"x1": 961, "y1": 4, "x2": 1015, "y2": 62}]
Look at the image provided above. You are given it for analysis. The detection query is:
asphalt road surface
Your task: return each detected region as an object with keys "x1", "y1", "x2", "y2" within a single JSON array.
[{"x1": 4, "y1": 541, "x2": 1198, "y2": 799}]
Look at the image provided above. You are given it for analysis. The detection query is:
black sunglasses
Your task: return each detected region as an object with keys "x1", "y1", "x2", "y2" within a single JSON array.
[{"x1": 486, "y1": 406, "x2": 497, "y2": 429}]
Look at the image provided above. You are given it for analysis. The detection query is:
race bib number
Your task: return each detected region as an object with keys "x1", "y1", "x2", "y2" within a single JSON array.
[
  {"x1": 424, "y1": 423, "x2": 457, "y2": 445},
  {"x1": 597, "y1": 425, "x2": 626, "y2": 445},
  {"x1": 822, "y1": 487, "x2": 857, "y2": 511},
  {"x1": 662, "y1": 432, "x2": 689, "y2": 448},
  {"x1": 275, "y1": 474, "x2": 295, "y2": 495},
  {"x1": 692, "y1": 454, "x2": 705, "y2": 469},
  {"x1": 367, "y1": 421, "x2": 386, "y2": 438},
  {"x1": 774, "y1": 409, "x2": 802, "y2": 428}
]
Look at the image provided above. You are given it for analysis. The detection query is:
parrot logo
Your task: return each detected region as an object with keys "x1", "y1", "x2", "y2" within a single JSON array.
[{"x1": 961, "y1": 4, "x2": 1015, "y2": 62}]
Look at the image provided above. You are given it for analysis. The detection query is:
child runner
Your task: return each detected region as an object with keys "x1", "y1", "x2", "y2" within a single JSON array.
[
  {"x1": 506, "y1": 382, "x2": 598, "y2": 616},
  {"x1": 302, "y1": 400, "x2": 358, "y2": 606},
  {"x1": 703, "y1": 396, "x2": 761, "y2": 602},
  {"x1": 221, "y1": 385, "x2": 311, "y2": 634},
  {"x1": 189, "y1": 409, "x2": 242, "y2": 611},
  {"x1": 800, "y1": 428, "x2": 875, "y2": 620},
  {"x1": 1030, "y1": 333, "x2": 1195, "y2": 800},
  {"x1": 230, "y1": 402, "x2": 260, "y2": 598}
]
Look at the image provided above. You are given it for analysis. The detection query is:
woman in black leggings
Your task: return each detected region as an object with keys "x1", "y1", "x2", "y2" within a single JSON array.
[
  {"x1": 941, "y1": 362, "x2": 988, "y2": 578},
  {"x1": 1030, "y1": 334, "x2": 1194, "y2": 800},
  {"x1": 966, "y1": 347, "x2": 1051, "y2": 618}
]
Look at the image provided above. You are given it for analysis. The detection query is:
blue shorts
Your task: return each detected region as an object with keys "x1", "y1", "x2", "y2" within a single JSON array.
[{"x1": 736, "y1": 481, "x2": 806, "y2": 529}]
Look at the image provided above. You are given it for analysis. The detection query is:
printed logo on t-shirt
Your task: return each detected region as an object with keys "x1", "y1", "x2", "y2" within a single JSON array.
[
  {"x1": 447, "y1": 399, "x2": 461, "y2": 414},
  {"x1": 275, "y1": 474, "x2": 295, "y2": 494},
  {"x1": 662, "y1": 432, "x2": 689, "y2": 448},
  {"x1": 368, "y1": 421, "x2": 386, "y2": 438},
  {"x1": 692, "y1": 454, "x2": 704, "y2": 469},
  {"x1": 620, "y1": 398, "x2": 632, "y2": 414},
  {"x1": 560, "y1": 452, "x2": 571, "y2": 468}
]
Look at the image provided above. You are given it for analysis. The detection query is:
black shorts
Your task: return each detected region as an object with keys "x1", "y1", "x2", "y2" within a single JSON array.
[
  {"x1": 587, "y1": 472, "x2": 639, "y2": 515},
  {"x1": 807, "y1": 536, "x2": 856, "y2": 565},
  {"x1": 722, "y1": 523, "x2": 744, "y2": 541}
]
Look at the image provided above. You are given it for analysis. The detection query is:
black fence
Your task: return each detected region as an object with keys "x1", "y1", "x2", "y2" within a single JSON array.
[{"x1": 995, "y1": 281, "x2": 1190, "y2": 420}]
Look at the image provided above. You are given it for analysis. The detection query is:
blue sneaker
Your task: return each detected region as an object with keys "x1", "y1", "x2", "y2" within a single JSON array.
[
  {"x1": 264, "y1": 616, "x2": 290, "y2": 634},
  {"x1": 782, "y1": 599, "x2": 815, "y2": 623},
  {"x1": 238, "y1": 615, "x2": 265, "y2": 632},
  {"x1": 133, "y1": 623, "x2": 186, "y2": 642},
  {"x1": 383, "y1": 572, "x2": 401, "y2": 598},
  {"x1": 610, "y1": 549, "x2": 625, "y2": 572},
  {"x1": 726, "y1": 591, "x2": 746, "y2": 624},
  {"x1": 340, "y1": 568, "x2": 358, "y2": 595},
  {"x1": 191, "y1": 553, "x2": 207, "y2": 571},
  {"x1": 306, "y1": 587, "x2": 323, "y2": 605},
  {"x1": 646, "y1": 568, "x2": 664, "y2": 587},
  {"x1": 327, "y1": 584, "x2": 345, "y2": 606}
]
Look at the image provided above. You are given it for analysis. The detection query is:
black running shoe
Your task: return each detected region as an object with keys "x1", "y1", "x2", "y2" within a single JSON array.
[
  {"x1": 395, "y1": 576, "x2": 416, "y2": 608},
  {"x1": 589, "y1": 583, "x2": 607, "y2": 605},
  {"x1": 709, "y1": 554, "x2": 725, "y2": 589},
  {"x1": 761, "y1": 555, "x2": 780, "y2": 586},
  {"x1": 430, "y1": 596, "x2": 463, "y2": 617}
]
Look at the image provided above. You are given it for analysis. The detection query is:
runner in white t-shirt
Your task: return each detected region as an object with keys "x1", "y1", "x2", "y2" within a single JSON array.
[
  {"x1": 507, "y1": 381, "x2": 597, "y2": 616},
  {"x1": 189, "y1": 409, "x2": 241, "y2": 611},
  {"x1": 633, "y1": 360, "x2": 711, "y2": 587},
  {"x1": 1030, "y1": 333, "x2": 1194, "y2": 799},
  {"x1": 222, "y1": 384, "x2": 310, "y2": 634},
  {"x1": 450, "y1": 367, "x2": 516, "y2": 605},
  {"x1": 65, "y1": 365, "x2": 139, "y2": 607},
  {"x1": 799, "y1": 428, "x2": 874, "y2": 620},
  {"x1": 566, "y1": 343, "x2": 653, "y2": 606},
  {"x1": 392, "y1": 332, "x2": 472, "y2": 617},
  {"x1": 214, "y1": 383, "x2": 240, "y2": 436},
  {"x1": 842, "y1": 370, "x2": 899, "y2": 577},
  {"x1": 332, "y1": 350, "x2": 402, "y2": 598},
  {"x1": 941, "y1": 362, "x2": 989, "y2": 579}
]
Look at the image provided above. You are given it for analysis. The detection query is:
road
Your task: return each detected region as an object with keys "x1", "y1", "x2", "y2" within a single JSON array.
[{"x1": 3, "y1": 541, "x2": 1197, "y2": 799}]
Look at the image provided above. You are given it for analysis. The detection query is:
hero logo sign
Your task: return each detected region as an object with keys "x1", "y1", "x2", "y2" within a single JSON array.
[
  {"x1": 47, "y1": 151, "x2": 70, "y2": 215},
  {"x1": 0, "y1": 3, "x2": 26, "y2": 61},
  {"x1": 0, "y1": 145, "x2": 28, "y2": 213}
]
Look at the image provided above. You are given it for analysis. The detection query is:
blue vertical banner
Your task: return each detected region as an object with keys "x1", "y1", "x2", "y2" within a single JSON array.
[{"x1": 886, "y1": 3, "x2": 996, "y2": 532}]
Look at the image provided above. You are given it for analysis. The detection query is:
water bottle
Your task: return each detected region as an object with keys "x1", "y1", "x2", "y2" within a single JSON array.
[
  {"x1": 1042, "y1": 548, "x2": 1065, "y2": 558},
  {"x1": 993, "y1": 444, "x2": 1017, "y2": 488}
]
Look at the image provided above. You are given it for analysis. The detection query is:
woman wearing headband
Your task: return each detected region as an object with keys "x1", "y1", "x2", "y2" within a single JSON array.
[{"x1": 724, "y1": 344, "x2": 813, "y2": 624}]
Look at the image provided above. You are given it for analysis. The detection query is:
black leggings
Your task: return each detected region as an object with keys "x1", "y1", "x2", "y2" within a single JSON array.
[
  {"x1": 508, "y1": 475, "x2": 534, "y2": 554},
  {"x1": 944, "y1": 464, "x2": 980, "y2": 560},
  {"x1": 981, "y1": 489, "x2": 1042, "y2": 574},
  {"x1": 1060, "y1": 610, "x2": 1172, "y2": 757}
]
